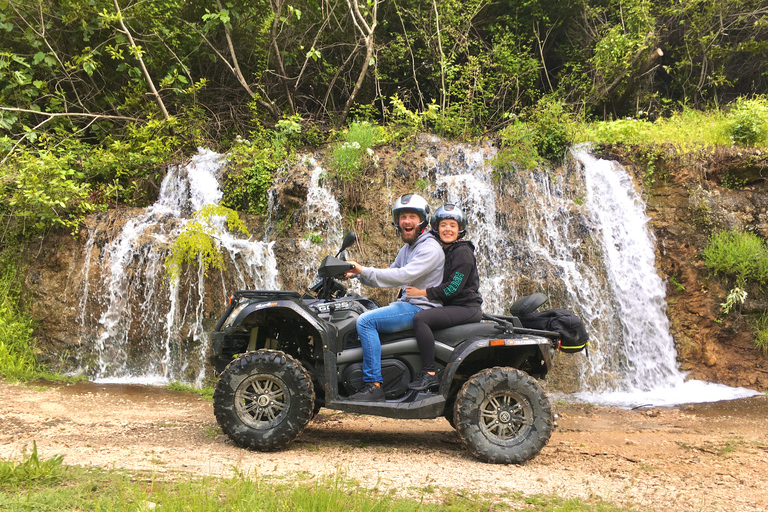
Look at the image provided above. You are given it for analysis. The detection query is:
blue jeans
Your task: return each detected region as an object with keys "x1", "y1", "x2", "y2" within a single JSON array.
[{"x1": 357, "y1": 301, "x2": 422, "y2": 383}]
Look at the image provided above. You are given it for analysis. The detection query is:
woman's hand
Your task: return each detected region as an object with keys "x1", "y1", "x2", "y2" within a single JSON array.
[{"x1": 405, "y1": 286, "x2": 426, "y2": 297}]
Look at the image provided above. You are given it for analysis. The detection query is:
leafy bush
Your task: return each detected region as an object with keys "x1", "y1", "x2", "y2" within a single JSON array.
[
  {"x1": 3, "y1": 151, "x2": 97, "y2": 237},
  {"x1": 492, "y1": 120, "x2": 541, "y2": 176},
  {"x1": 330, "y1": 121, "x2": 384, "y2": 181},
  {"x1": 703, "y1": 230, "x2": 768, "y2": 286},
  {"x1": 529, "y1": 98, "x2": 573, "y2": 162},
  {"x1": 0, "y1": 256, "x2": 41, "y2": 381},
  {"x1": 726, "y1": 96, "x2": 768, "y2": 146},
  {"x1": 165, "y1": 205, "x2": 250, "y2": 279},
  {"x1": 222, "y1": 125, "x2": 294, "y2": 214}
]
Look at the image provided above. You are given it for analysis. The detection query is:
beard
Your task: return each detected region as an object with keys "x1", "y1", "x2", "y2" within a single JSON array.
[{"x1": 400, "y1": 227, "x2": 420, "y2": 245}]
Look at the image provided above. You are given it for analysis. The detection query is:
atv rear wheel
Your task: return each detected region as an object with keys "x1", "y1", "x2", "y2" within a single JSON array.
[
  {"x1": 454, "y1": 367, "x2": 552, "y2": 464},
  {"x1": 213, "y1": 349, "x2": 314, "y2": 451}
]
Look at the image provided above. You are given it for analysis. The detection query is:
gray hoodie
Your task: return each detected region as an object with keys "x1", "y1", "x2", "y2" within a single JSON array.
[{"x1": 358, "y1": 231, "x2": 445, "y2": 309}]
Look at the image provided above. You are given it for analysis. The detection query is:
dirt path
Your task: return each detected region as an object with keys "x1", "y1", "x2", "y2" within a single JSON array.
[{"x1": 1, "y1": 381, "x2": 766, "y2": 511}]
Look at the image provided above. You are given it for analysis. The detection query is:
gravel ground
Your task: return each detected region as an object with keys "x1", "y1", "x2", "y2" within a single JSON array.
[{"x1": 1, "y1": 381, "x2": 766, "y2": 511}]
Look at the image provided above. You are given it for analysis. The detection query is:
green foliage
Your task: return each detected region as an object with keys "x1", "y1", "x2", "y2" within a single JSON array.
[
  {"x1": 752, "y1": 313, "x2": 768, "y2": 354},
  {"x1": 493, "y1": 120, "x2": 541, "y2": 176},
  {"x1": 703, "y1": 230, "x2": 768, "y2": 286},
  {"x1": 304, "y1": 231, "x2": 323, "y2": 244},
  {"x1": 721, "y1": 172, "x2": 747, "y2": 190},
  {"x1": 221, "y1": 121, "x2": 300, "y2": 214},
  {"x1": 529, "y1": 98, "x2": 573, "y2": 162},
  {"x1": 330, "y1": 121, "x2": 384, "y2": 182},
  {"x1": 726, "y1": 96, "x2": 768, "y2": 146},
  {"x1": 387, "y1": 95, "x2": 440, "y2": 139},
  {"x1": 3, "y1": 150, "x2": 95, "y2": 236},
  {"x1": 165, "y1": 205, "x2": 249, "y2": 279},
  {"x1": 0, "y1": 256, "x2": 40, "y2": 381},
  {"x1": 493, "y1": 98, "x2": 574, "y2": 175},
  {"x1": 0, "y1": 442, "x2": 65, "y2": 487}
]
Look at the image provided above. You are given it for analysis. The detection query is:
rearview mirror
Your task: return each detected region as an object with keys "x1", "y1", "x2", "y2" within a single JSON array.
[{"x1": 336, "y1": 231, "x2": 357, "y2": 258}]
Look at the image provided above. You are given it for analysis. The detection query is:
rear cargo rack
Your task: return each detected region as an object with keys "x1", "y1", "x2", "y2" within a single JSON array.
[
  {"x1": 483, "y1": 313, "x2": 560, "y2": 339},
  {"x1": 232, "y1": 290, "x2": 302, "y2": 300}
]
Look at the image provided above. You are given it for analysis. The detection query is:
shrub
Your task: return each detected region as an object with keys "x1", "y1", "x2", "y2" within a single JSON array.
[
  {"x1": 726, "y1": 96, "x2": 768, "y2": 146},
  {"x1": 0, "y1": 256, "x2": 41, "y2": 381},
  {"x1": 165, "y1": 205, "x2": 250, "y2": 279},
  {"x1": 222, "y1": 127, "x2": 291, "y2": 214},
  {"x1": 492, "y1": 120, "x2": 541, "y2": 176},
  {"x1": 330, "y1": 121, "x2": 384, "y2": 182},
  {"x1": 529, "y1": 98, "x2": 573, "y2": 162},
  {"x1": 703, "y1": 230, "x2": 768, "y2": 286}
]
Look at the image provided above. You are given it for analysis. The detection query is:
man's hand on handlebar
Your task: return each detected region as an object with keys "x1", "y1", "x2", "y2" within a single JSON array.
[{"x1": 344, "y1": 260, "x2": 362, "y2": 278}]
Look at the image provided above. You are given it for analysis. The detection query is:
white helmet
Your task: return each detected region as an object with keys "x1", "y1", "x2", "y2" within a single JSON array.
[
  {"x1": 430, "y1": 204, "x2": 467, "y2": 239},
  {"x1": 391, "y1": 193, "x2": 431, "y2": 231}
]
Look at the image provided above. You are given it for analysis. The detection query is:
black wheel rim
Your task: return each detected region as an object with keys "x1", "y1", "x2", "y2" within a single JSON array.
[
  {"x1": 478, "y1": 390, "x2": 533, "y2": 441},
  {"x1": 235, "y1": 374, "x2": 289, "y2": 429}
]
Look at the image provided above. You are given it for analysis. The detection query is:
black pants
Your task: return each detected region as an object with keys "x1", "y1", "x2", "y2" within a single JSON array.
[{"x1": 412, "y1": 305, "x2": 482, "y2": 372}]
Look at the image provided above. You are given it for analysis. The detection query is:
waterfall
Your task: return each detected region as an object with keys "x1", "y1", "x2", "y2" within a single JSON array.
[
  {"x1": 572, "y1": 147, "x2": 758, "y2": 405},
  {"x1": 73, "y1": 143, "x2": 759, "y2": 404},
  {"x1": 424, "y1": 139, "x2": 758, "y2": 406},
  {"x1": 77, "y1": 149, "x2": 279, "y2": 385}
]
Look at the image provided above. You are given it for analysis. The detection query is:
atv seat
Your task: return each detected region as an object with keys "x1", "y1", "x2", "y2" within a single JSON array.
[{"x1": 380, "y1": 321, "x2": 504, "y2": 348}]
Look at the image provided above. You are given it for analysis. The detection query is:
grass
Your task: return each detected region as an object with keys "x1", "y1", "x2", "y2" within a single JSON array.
[
  {"x1": 575, "y1": 108, "x2": 735, "y2": 150},
  {"x1": 166, "y1": 381, "x2": 214, "y2": 400},
  {"x1": 0, "y1": 255, "x2": 83, "y2": 384},
  {"x1": 0, "y1": 448, "x2": 642, "y2": 512}
]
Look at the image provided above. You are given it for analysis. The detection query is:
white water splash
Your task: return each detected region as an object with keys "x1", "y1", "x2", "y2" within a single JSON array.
[
  {"x1": 82, "y1": 149, "x2": 279, "y2": 385},
  {"x1": 572, "y1": 147, "x2": 759, "y2": 406}
]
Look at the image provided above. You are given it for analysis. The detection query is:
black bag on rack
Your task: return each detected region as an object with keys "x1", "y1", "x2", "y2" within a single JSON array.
[{"x1": 518, "y1": 309, "x2": 589, "y2": 353}]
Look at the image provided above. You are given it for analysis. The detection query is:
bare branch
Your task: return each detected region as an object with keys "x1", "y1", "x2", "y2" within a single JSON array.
[
  {"x1": 336, "y1": 0, "x2": 379, "y2": 128},
  {"x1": 113, "y1": 0, "x2": 170, "y2": 121},
  {"x1": 0, "y1": 106, "x2": 136, "y2": 121}
]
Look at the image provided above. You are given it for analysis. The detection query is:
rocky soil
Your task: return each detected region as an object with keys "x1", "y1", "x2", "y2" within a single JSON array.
[{"x1": 1, "y1": 380, "x2": 766, "y2": 511}]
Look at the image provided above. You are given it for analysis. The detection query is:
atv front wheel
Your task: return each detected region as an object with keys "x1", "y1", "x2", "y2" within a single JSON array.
[
  {"x1": 213, "y1": 349, "x2": 315, "y2": 451},
  {"x1": 454, "y1": 367, "x2": 552, "y2": 464}
]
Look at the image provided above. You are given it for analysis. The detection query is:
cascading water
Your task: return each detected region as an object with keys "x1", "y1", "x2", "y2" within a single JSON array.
[
  {"x1": 75, "y1": 142, "x2": 759, "y2": 404},
  {"x1": 77, "y1": 149, "x2": 278, "y2": 385},
  {"x1": 572, "y1": 147, "x2": 759, "y2": 405},
  {"x1": 423, "y1": 139, "x2": 758, "y2": 406}
]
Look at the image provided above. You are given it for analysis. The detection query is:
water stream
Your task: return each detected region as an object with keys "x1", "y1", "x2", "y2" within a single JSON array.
[{"x1": 75, "y1": 144, "x2": 760, "y2": 405}]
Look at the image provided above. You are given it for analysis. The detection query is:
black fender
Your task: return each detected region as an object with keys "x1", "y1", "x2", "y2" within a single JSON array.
[
  {"x1": 440, "y1": 334, "x2": 553, "y2": 392},
  {"x1": 214, "y1": 299, "x2": 334, "y2": 357}
]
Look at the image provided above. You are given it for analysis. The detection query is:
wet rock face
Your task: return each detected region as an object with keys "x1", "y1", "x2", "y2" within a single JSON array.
[{"x1": 601, "y1": 145, "x2": 768, "y2": 391}]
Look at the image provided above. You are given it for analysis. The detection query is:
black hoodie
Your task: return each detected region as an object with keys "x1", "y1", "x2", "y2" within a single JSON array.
[{"x1": 425, "y1": 240, "x2": 483, "y2": 307}]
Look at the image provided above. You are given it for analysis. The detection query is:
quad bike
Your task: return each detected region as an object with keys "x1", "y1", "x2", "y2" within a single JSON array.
[{"x1": 210, "y1": 232, "x2": 567, "y2": 464}]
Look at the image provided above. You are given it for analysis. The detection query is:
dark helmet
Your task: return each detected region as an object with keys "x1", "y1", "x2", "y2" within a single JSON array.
[
  {"x1": 391, "y1": 193, "x2": 431, "y2": 231},
  {"x1": 430, "y1": 204, "x2": 467, "y2": 239}
]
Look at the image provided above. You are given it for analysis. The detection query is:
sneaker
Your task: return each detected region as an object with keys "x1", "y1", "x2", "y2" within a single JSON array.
[
  {"x1": 350, "y1": 382, "x2": 384, "y2": 401},
  {"x1": 408, "y1": 371, "x2": 440, "y2": 391}
]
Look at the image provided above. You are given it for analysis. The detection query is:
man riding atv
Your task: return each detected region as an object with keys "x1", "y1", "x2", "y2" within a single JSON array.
[{"x1": 344, "y1": 193, "x2": 444, "y2": 401}]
